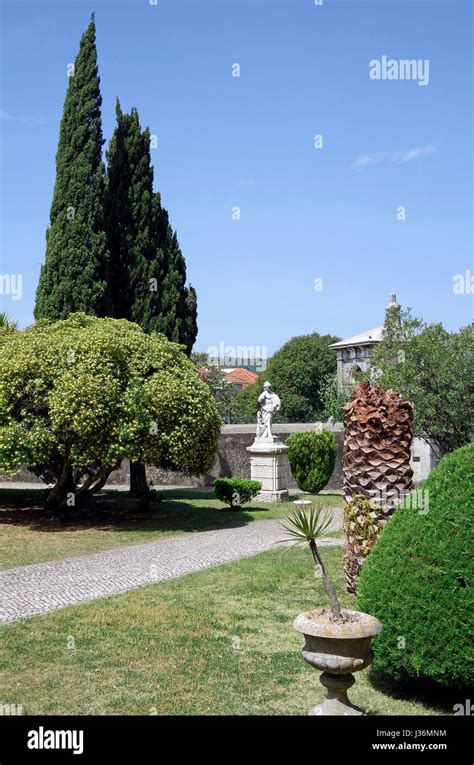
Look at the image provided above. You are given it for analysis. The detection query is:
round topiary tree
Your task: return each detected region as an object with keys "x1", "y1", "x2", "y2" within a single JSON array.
[
  {"x1": 357, "y1": 442, "x2": 474, "y2": 689},
  {"x1": 286, "y1": 430, "x2": 337, "y2": 494},
  {"x1": 0, "y1": 313, "x2": 221, "y2": 513}
]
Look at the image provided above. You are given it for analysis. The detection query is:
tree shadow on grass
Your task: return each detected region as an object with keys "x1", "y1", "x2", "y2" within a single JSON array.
[
  {"x1": 0, "y1": 487, "x2": 341, "y2": 536},
  {"x1": 367, "y1": 668, "x2": 462, "y2": 714},
  {"x1": 0, "y1": 487, "x2": 272, "y2": 535}
]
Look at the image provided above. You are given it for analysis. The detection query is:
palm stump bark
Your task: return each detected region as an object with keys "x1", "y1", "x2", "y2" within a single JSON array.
[{"x1": 343, "y1": 382, "x2": 413, "y2": 593}]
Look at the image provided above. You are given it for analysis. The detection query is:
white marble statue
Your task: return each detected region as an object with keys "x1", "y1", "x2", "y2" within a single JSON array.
[{"x1": 256, "y1": 381, "x2": 281, "y2": 440}]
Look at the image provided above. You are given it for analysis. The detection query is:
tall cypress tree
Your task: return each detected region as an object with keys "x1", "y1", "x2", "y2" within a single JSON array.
[
  {"x1": 105, "y1": 101, "x2": 157, "y2": 324},
  {"x1": 35, "y1": 15, "x2": 109, "y2": 319},
  {"x1": 106, "y1": 102, "x2": 198, "y2": 495},
  {"x1": 106, "y1": 102, "x2": 197, "y2": 353}
]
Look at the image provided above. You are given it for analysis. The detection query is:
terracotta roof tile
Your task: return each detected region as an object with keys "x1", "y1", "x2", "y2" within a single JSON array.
[{"x1": 223, "y1": 368, "x2": 258, "y2": 386}]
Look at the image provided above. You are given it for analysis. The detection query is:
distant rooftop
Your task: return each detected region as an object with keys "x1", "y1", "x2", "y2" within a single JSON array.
[
  {"x1": 223, "y1": 368, "x2": 258, "y2": 386},
  {"x1": 329, "y1": 293, "x2": 398, "y2": 350},
  {"x1": 329, "y1": 327, "x2": 384, "y2": 350}
]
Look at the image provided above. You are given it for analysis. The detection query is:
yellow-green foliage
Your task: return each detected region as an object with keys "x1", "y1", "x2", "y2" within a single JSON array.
[{"x1": 0, "y1": 313, "x2": 221, "y2": 477}]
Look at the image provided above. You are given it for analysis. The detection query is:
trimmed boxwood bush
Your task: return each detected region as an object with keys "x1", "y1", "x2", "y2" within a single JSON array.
[
  {"x1": 213, "y1": 478, "x2": 261, "y2": 510},
  {"x1": 357, "y1": 442, "x2": 474, "y2": 688},
  {"x1": 286, "y1": 430, "x2": 337, "y2": 494}
]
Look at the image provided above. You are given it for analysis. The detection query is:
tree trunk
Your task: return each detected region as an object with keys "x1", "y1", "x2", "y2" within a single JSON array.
[
  {"x1": 45, "y1": 462, "x2": 117, "y2": 517},
  {"x1": 76, "y1": 465, "x2": 116, "y2": 502},
  {"x1": 129, "y1": 461, "x2": 150, "y2": 499},
  {"x1": 45, "y1": 460, "x2": 74, "y2": 517}
]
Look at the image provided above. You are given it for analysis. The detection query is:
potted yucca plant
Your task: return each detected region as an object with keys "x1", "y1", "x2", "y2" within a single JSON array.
[{"x1": 279, "y1": 505, "x2": 382, "y2": 716}]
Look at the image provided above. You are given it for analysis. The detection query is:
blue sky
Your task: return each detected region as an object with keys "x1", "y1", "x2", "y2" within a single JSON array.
[{"x1": 1, "y1": 0, "x2": 472, "y2": 356}]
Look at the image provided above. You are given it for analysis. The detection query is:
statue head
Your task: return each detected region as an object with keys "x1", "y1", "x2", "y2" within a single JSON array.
[{"x1": 263, "y1": 381, "x2": 271, "y2": 390}]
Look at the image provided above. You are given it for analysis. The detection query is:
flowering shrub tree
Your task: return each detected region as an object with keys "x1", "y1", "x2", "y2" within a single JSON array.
[{"x1": 0, "y1": 313, "x2": 220, "y2": 512}]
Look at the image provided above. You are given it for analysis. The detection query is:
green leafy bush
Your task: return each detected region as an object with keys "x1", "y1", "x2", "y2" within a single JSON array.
[
  {"x1": 357, "y1": 442, "x2": 474, "y2": 688},
  {"x1": 213, "y1": 478, "x2": 261, "y2": 510},
  {"x1": 286, "y1": 430, "x2": 337, "y2": 493},
  {"x1": 319, "y1": 372, "x2": 353, "y2": 423}
]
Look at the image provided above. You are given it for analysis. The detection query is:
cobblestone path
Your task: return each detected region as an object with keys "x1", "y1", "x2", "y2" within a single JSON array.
[{"x1": 0, "y1": 520, "x2": 341, "y2": 623}]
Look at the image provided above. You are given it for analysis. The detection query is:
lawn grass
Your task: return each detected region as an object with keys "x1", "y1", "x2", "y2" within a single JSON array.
[
  {"x1": 0, "y1": 487, "x2": 343, "y2": 570},
  {"x1": 0, "y1": 545, "x2": 452, "y2": 716}
]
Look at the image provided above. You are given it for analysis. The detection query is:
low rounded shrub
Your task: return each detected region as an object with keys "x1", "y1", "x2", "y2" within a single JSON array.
[
  {"x1": 286, "y1": 430, "x2": 337, "y2": 494},
  {"x1": 213, "y1": 478, "x2": 261, "y2": 510},
  {"x1": 357, "y1": 442, "x2": 474, "y2": 688}
]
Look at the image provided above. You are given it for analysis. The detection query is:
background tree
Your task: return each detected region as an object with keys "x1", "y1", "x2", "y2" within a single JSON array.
[
  {"x1": 106, "y1": 102, "x2": 199, "y2": 494},
  {"x1": 319, "y1": 371, "x2": 353, "y2": 423},
  {"x1": 105, "y1": 101, "x2": 157, "y2": 326},
  {"x1": 231, "y1": 378, "x2": 261, "y2": 424},
  {"x1": 0, "y1": 314, "x2": 220, "y2": 514},
  {"x1": 190, "y1": 351, "x2": 210, "y2": 367},
  {"x1": 365, "y1": 307, "x2": 474, "y2": 457},
  {"x1": 192, "y1": 360, "x2": 236, "y2": 423},
  {"x1": 150, "y1": 227, "x2": 198, "y2": 354},
  {"x1": 106, "y1": 101, "x2": 197, "y2": 350},
  {"x1": 233, "y1": 333, "x2": 339, "y2": 423},
  {"x1": 0, "y1": 312, "x2": 18, "y2": 334},
  {"x1": 34, "y1": 15, "x2": 109, "y2": 320}
]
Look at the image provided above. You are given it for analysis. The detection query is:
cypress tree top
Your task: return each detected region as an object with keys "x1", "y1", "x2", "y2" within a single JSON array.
[{"x1": 34, "y1": 16, "x2": 109, "y2": 320}]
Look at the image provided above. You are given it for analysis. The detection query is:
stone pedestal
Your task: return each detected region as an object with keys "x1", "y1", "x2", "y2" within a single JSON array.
[{"x1": 246, "y1": 436, "x2": 290, "y2": 502}]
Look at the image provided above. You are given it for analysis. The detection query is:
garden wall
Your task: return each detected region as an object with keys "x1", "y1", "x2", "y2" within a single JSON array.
[
  {"x1": 1, "y1": 423, "x2": 436, "y2": 490},
  {"x1": 139, "y1": 423, "x2": 345, "y2": 490}
]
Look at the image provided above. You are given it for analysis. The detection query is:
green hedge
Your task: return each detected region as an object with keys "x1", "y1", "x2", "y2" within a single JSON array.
[
  {"x1": 213, "y1": 478, "x2": 261, "y2": 509},
  {"x1": 357, "y1": 442, "x2": 474, "y2": 688},
  {"x1": 286, "y1": 430, "x2": 337, "y2": 494}
]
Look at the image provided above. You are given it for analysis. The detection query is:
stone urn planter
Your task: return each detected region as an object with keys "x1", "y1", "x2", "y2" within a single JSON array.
[
  {"x1": 279, "y1": 503, "x2": 383, "y2": 715},
  {"x1": 294, "y1": 608, "x2": 382, "y2": 716}
]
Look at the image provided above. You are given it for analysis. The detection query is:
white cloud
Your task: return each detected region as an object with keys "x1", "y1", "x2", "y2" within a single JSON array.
[
  {"x1": 353, "y1": 144, "x2": 437, "y2": 170},
  {"x1": 0, "y1": 109, "x2": 48, "y2": 127}
]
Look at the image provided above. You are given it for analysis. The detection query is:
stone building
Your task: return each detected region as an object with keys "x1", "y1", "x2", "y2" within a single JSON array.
[
  {"x1": 329, "y1": 293, "x2": 398, "y2": 386},
  {"x1": 328, "y1": 292, "x2": 438, "y2": 482}
]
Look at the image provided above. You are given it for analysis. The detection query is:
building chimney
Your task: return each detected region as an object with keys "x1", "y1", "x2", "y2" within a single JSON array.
[{"x1": 386, "y1": 292, "x2": 397, "y2": 309}]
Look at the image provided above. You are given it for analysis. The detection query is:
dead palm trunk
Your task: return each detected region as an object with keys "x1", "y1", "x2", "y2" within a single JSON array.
[{"x1": 342, "y1": 382, "x2": 413, "y2": 592}]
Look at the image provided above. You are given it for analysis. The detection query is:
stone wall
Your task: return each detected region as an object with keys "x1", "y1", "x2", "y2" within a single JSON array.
[
  {"x1": 0, "y1": 423, "x2": 436, "y2": 490},
  {"x1": 410, "y1": 437, "x2": 439, "y2": 483},
  {"x1": 107, "y1": 424, "x2": 345, "y2": 490}
]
